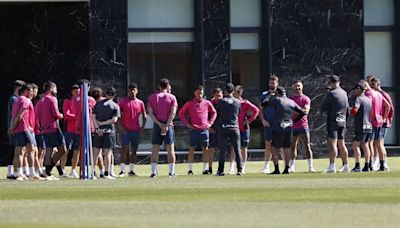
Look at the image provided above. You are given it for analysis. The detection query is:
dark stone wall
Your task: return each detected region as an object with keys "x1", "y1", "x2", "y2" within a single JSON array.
[
  {"x1": 0, "y1": 2, "x2": 89, "y2": 164},
  {"x1": 270, "y1": 0, "x2": 364, "y2": 148},
  {"x1": 89, "y1": 0, "x2": 127, "y2": 98},
  {"x1": 202, "y1": 0, "x2": 231, "y2": 92}
]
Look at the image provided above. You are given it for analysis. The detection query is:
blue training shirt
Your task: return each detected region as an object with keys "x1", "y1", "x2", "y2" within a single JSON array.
[{"x1": 259, "y1": 91, "x2": 275, "y2": 126}]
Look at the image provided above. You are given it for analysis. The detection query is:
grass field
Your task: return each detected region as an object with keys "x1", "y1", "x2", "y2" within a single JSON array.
[{"x1": 1, "y1": 158, "x2": 400, "y2": 228}]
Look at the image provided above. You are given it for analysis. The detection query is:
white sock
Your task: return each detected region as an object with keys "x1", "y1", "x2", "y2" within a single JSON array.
[
  {"x1": 29, "y1": 167, "x2": 36, "y2": 177},
  {"x1": 7, "y1": 165, "x2": 13, "y2": 176},
  {"x1": 203, "y1": 163, "x2": 209, "y2": 171},
  {"x1": 37, "y1": 168, "x2": 44, "y2": 175},
  {"x1": 290, "y1": 160, "x2": 296, "y2": 169},
  {"x1": 329, "y1": 163, "x2": 336, "y2": 170},
  {"x1": 151, "y1": 163, "x2": 157, "y2": 174},
  {"x1": 242, "y1": 163, "x2": 246, "y2": 173},
  {"x1": 120, "y1": 163, "x2": 126, "y2": 173},
  {"x1": 17, "y1": 167, "x2": 23, "y2": 176},
  {"x1": 229, "y1": 162, "x2": 235, "y2": 171},
  {"x1": 169, "y1": 163, "x2": 175, "y2": 174},
  {"x1": 130, "y1": 163, "x2": 135, "y2": 172},
  {"x1": 264, "y1": 161, "x2": 270, "y2": 169},
  {"x1": 100, "y1": 169, "x2": 105, "y2": 175},
  {"x1": 188, "y1": 163, "x2": 193, "y2": 171},
  {"x1": 24, "y1": 166, "x2": 30, "y2": 176},
  {"x1": 110, "y1": 165, "x2": 115, "y2": 175},
  {"x1": 307, "y1": 159, "x2": 313, "y2": 168}
]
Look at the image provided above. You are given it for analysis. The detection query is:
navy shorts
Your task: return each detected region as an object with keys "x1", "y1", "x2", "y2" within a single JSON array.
[
  {"x1": 189, "y1": 129, "x2": 209, "y2": 148},
  {"x1": 209, "y1": 132, "x2": 218, "y2": 148},
  {"x1": 263, "y1": 127, "x2": 273, "y2": 141},
  {"x1": 13, "y1": 131, "x2": 36, "y2": 147},
  {"x1": 151, "y1": 124, "x2": 174, "y2": 145},
  {"x1": 327, "y1": 126, "x2": 346, "y2": 140},
  {"x1": 121, "y1": 131, "x2": 140, "y2": 147},
  {"x1": 371, "y1": 127, "x2": 385, "y2": 140},
  {"x1": 240, "y1": 130, "x2": 250, "y2": 147},
  {"x1": 64, "y1": 132, "x2": 79, "y2": 150},
  {"x1": 381, "y1": 127, "x2": 388, "y2": 138},
  {"x1": 93, "y1": 133, "x2": 115, "y2": 149},
  {"x1": 43, "y1": 131, "x2": 66, "y2": 149},
  {"x1": 272, "y1": 129, "x2": 292, "y2": 149},
  {"x1": 292, "y1": 128, "x2": 309, "y2": 137},
  {"x1": 35, "y1": 134, "x2": 46, "y2": 149},
  {"x1": 354, "y1": 131, "x2": 372, "y2": 143}
]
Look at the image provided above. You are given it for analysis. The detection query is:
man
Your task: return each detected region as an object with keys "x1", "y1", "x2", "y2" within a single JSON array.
[
  {"x1": 216, "y1": 83, "x2": 242, "y2": 176},
  {"x1": 36, "y1": 81, "x2": 68, "y2": 179},
  {"x1": 148, "y1": 78, "x2": 178, "y2": 178},
  {"x1": 230, "y1": 85, "x2": 259, "y2": 174},
  {"x1": 6, "y1": 80, "x2": 25, "y2": 179},
  {"x1": 350, "y1": 83, "x2": 372, "y2": 172},
  {"x1": 261, "y1": 87, "x2": 306, "y2": 174},
  {"x1": 372, "y1": 78, "x2": 394, "y2": 171},
  {"x1": 118, "y1": 83, "x2": 147, "y2": 177},
  {"x1": 259, "y1": 75, "x2": 279, "y2": 173},
  {"x1": 179, "y1": 85, "x2": 217, "y2": 175},
  {"x1": 289, "y1": 80, "x2": 315, "y2": 173},
  {"x1": 93, "y1": 87, "x2": 120, "y2": 180},
  {"x1": 32, "y1": 84, "x2": 46, "y2": 178},
  {"x1": 208, "y1": 88, "x2": 223, "y2": 174},
  {"x1": 61, "y1": 84, "x2": 80, "y2": 176},
  {"x1": 70, "y1": 79, "x2": 97, "y2": 178},
  {"x1": 9, "y1": 83, "x2": 41, "y2": 180},
  {"x1": 321, "y1": 75, "x2": 350, "y2": 173}
]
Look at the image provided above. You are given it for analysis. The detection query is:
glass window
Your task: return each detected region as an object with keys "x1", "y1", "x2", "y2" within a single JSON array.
[
  {"x1": 230, "y1": 0, "x2": 261, "y2": 27},
  {"x1": 364, "y1": 0, "x2": 394, "y2": 26},
  {"x1": 128, "y1": 32, "x2": 193, "y2": 43},
  {"x1": 128, "y1": 0, "x2": 194, "y2": 28},
  {"x1": 364, "y1": 32, "x2": 393, "y2": 87}
]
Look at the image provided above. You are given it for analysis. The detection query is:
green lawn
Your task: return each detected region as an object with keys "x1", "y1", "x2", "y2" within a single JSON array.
[{"x1": 1, "y1": 158, "x2": 400, "y2": 228}]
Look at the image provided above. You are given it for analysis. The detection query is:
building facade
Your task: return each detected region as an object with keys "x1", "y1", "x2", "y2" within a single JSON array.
[{"x1": 0, "y1": 0, "x2": 398, "y2": 161}]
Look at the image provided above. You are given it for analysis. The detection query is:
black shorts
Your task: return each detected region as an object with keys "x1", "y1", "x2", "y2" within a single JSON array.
[
  {"x1": 93, "y1": 133, "x2": 115, "y2": 149},
  {"x1": 328, "y1": 126, "x2": 346, "y2": 140},
  {"x1": 272, "y1": 129, "x2": 292, "y2": 148},
  {"x1": 353, "y1": 131, "x2": 372, "y2": 143},
  {"x1": 43, "y1": 131, "x2": 66, "y2": 149}
]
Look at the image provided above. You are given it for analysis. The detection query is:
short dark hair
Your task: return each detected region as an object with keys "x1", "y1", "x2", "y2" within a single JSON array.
[
  {"x1": 293, "y1": 80, "x2": 303, "y2": 85},
  {"x1": 77, "y1": 79, "x2": 91, "y2": 86},
  {"x1": 71, "y1": 84, "x2": 79, "y2": 91},
  {"x1": 366, "y1": 75, "x2": 376, "y2": 83},
  {"x1": 194, "y1": 85, "x2": 204, "y2": 91},
  {"x1": 370, "y1": 77, "x2": 381, "y2": 84},
  {"x1": 13, "y1": 80, "x2": 25, "y2": 92},
  {"x1": 159, "y1": 78, "x2": 170, "y2": 90},
  {"x1": 20, "y1": 83, "x2": 34, "y2": 94},
  {"x1": 269, "y1": 75, "x2": 279, "y2": 81},
  {"x1": 234, "y1": 85, "x2": 243, "y2": 93},
  {"x1": 43, "y1": 81, "x2": 56, "y2": 92},
  {"x1": 225, "y1": 83, "x2": 235, "y2": 93},
  {"x1": 128, "y1": 83, "x2": 138, "y2": 89},
  {"x1": 106, "y1": 87, "x2": 117, "y2": 97},
  {"x1": 31, "y1": 83, "x2": 39, "y2": 89},
  {"x1": 90, "y1": 87, "x2": 103, "y2": 100},
  {"x1": 212, "y1": 87, "x2": 222, "y2": 95}
]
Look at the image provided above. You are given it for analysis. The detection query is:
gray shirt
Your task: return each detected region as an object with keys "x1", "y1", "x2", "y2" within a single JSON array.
[
  {"x1": 321, "y1": 87, "x2": 349, "y2": 129},
  {"x1": 268, "y1": 96, "x2": 305, "y2": 131},
  {"x1": 7, "y1": 95, "x2": 18, "y2": 128},
  {"x1": 93, "y1": 99, "x2": 121, "y2": 133},
  {"x1": 352, "y1": 94, "x2": 372, "y2": 133},
  {"x1": 217, "y1": 95, "x2": 241, "y2": 129}
]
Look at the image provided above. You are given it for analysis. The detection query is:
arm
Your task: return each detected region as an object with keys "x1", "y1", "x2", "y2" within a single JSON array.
[
  {"x1": 63, "y1": 100, "x2": 75, "y2": 120},
  {"x1": 178, "y1": 102, "x2": 192, "y2": 128},
  {"x1": 321, "y1": 93, "x2": 330, "y2": 112},
  {"x1": 246, "y1": 101, "x2": 260, "y2": 124},
  {"x1": 292, "y1": 105, "x2": 306, "y2": 123},
  {"x1": 148, "y1": 106, "x2": 164, "y2": 128},
  {"x1": 208, "y1": 102, "x2": 217, "y2": 127},
  {"x1": 165, "y1": 106, "x2": 177, "y2": 127},
  {"x1": 51, "y1": 98, "x2": 63, "y2": 120}
]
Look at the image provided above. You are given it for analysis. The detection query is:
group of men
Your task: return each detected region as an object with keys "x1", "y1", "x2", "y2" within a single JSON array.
[{"x1": 4, "y1": 73, "x2": 394, "y2": 180}]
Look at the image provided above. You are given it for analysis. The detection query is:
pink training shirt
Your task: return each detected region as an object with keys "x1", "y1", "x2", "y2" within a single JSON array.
[
  {"x1": 118, "y1": 97, "x2": 146, "y2": 132},
  {"x1": 290, "y1": 94, "x2": 311, "y2": 129},
  {"x1": 72, "y1": 92, "x2": 96, "y2": 134},
  {"x1": 12, "y1": 95, "x2": 35, "y2": 134},
  {"x1": 36, "y1": 93, "x2": 63, "y2": 134},
  {"x1": 148, "y1": 91, "x2": 178, "y2": 125},
  {"x1": 380, "y1": 90, "x2": 394, "y2": 128},
  {"x1": 179, "y1": 98, "x2": 217, "y2": 131},
  {"x1": 365, "y1": 89, "x2": 385, "y2": 127},
  {"x1": 238, "y1": 98, "x2": 260, "y2": 133},
  {"x1": 63, "y1": 97, "x2": 77, "y2": 133}
]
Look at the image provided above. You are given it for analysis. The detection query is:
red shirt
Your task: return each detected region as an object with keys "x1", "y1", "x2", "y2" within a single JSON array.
[
  {"x1": 63, "y1": 97, "x2": 77, "y2": 133},
  {"x1": 380, "y1": 90, "x2": 394, "y2": 128},
  {"x1": 365, "y1": 89, "x2": 385, "y2": 127},
  {"x1": 12, "y1": 95, "x2": 35, "y2": 134},
  {"x1": 238, "y1": 98, "x2": 259, "y2": 132},
  {"x1": 148, "y1": 91, "x2": 178, "y2": 125},
  {"x1": 72, "y1": 93, "x2": 96, "y2": 134},
  {"x1": 290, "y1": 94, "x2": 311, "y2": 129},
  {"x1": 35, "y1": 93, "x2": 63, "y2": 134},
  {"x1": 118, "y1": 97, "x2": 146, "y2": 132},
  {"x1": 178, "y1": 98, "x2": 217, "y2": 131}
]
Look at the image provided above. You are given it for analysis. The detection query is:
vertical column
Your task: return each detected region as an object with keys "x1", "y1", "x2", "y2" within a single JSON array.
[
  {"x1": 394, "y1": 0, "x2": 400, "y2": 144},
  {"x1": 260, "y1": 0, "x2": 272, "y2": 90},
  {"x1": 202, "y1": 0, "x2": 231, "y2": 93},
  {"x1": 89, "y1": 0, "x2": 128, "y2": 97}
]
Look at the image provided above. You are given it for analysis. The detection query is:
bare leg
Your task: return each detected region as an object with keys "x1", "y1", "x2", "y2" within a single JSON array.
[
  {"x1": 166, "y1": 144, "x2": 176, "y2": 175},
  {"x1": 188, "y1": 146, "x2": 195, "y2": 172},
  {"x1": 103, "y1": 149, "x2": 112, "y2": 176},
  {"x1": 150, "y1": 144, "x2": 160, "y2": 175}
]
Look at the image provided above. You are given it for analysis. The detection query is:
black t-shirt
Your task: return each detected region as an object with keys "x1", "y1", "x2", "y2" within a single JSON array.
[
  {"x1": 269, "y1": 96, "x2": 303, "y2": 131},
  {"x1": 217, "y1": 96, "x2": 241, "y2": 129},
  {"x1": 352, "y1": 94, "x2": 372, "y2": 133},
  {"x1": 93, "y1": 99, "x2": 121, "y2": 133},
  {"x1": 321, "y1": 87, "x2": 349, "y2": 129}
]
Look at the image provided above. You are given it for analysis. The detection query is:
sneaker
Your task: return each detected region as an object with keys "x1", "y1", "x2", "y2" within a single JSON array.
[
  {"x1": 288, "y1": 167, "x2": 295, "y2": 173},
  {"x1": 282, "y1": 168, "x2": 290, "y2": 174},
  {"x1": 39, "y1": 173, "x2": 47, "y2": 178},
  {"x1": 362, "y1": 167, "x2": 370, "y2": 172},
  {"x1": 216, "y1": 171, "x2": 225, "y2": 176},
  {"x1": 21, "y1": 175, "x2": 29, "y2": 180},
  {"x1": 228, "y1": 170, "x2": 235, "y2": 175},
  {"x1": 110, "y1": 173, "x2": 118, "y2": 178},
  {"x1": 15, "y1": 176, "x2": 25, "y2": 181},
  {"x1": 47, "y1": 175, "x2": 60, "y2": 181},
  {"x1": 6, "y1": 175, "x2": 15, "y2": 180},
  {"x1": 308, "y1": 168, "x2": 317, "y2": 173},
  {"x1": 323, "y1": 167, "x2": 336, "y2": 173},
  {"x1": 208, "y1": 167, "x2": 213, "y2": 174},
  {"x1": 169, "y1": 173, "x2": 176, "y2": 178},
  {"x1": 187, "y1": 170, "x2": 194, "y2": 175},
  {"x1": 202, "y1": 170, "x2": 209, "y2": 175},
  {"x1": 119, "y1": 171, "x2": 125, "y2": 177},
  {"x1": 150, "y1": 173, "x2": 157, "y2": 178},
  {"x1": 237, "y1": 172, "x2": 243, "y2": 176},
  {"x1": 99, "y1": 174, "x2": 105, "y2": 179},
  {"x1": 30, "y1": 175, "x2": 45, "y2": 181},
  {"x1": 378, "y1": 166, "x2": 387, "y2": 172},
  {"x1": 340, "y1": 166, "x2": 350, "y2": 173},
  {"x1": 351, "y1": 167, "x2": 361, "y2": 173},
  {"x1": 128, "y1": 171, "x2": 137, "y2": 177},
  {"x1": 69, "y1": 171, "x2": 79, "y2": 179},
  {"x1": 270, "y1": 170, "x2": 280, "y2": 175},
  {"x1": 104, "y1": 175, "x2": 115, "y2": 180},
  {"x1": 60, "y1": 173, "x2": 69, "y2": 178},
  {"x1": 261, "y1": 167, "x2": 270, "y2": 174}
]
